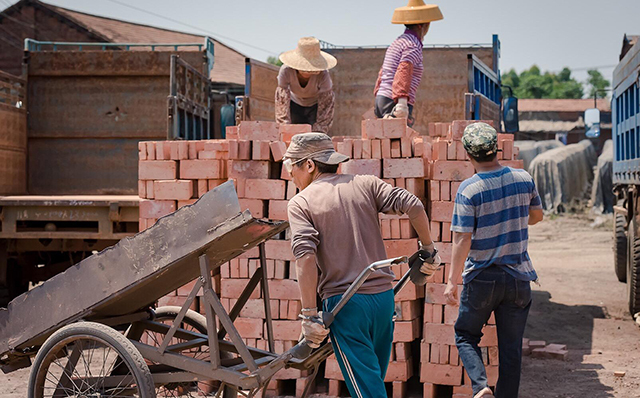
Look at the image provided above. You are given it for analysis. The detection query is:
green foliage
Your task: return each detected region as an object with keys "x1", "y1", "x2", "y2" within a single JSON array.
[
  {"x1": 502, "y1": 65, "x2": 584, "y2": 99},
  {"x1": 267, "y1": 56, "x2": 283, "y2": 67},
  {"x1": 586, "y1": 69, "x2": 610, "y2": 99}
]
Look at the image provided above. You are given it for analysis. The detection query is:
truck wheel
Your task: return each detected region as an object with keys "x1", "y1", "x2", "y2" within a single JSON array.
[
  {"x1": 614, "y1": 211, "x2": 628, "y2": 283},
  {"x1": 28, "y1": 321, "x2": 155, "y2": 398},
  {"x1": 628, "y1": 223, "x2": 640, "y2": 316}
]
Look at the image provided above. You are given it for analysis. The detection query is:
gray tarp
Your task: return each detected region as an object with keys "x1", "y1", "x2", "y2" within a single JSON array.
[
  {"x1": 515, "y1": 140, "x2": 564, "y2": 171},
  {"x1": 590, "y1": 140, "x2": 614, "y2": 214},
  {"x1": 529, "y1": 140, "x2": 597, "y2": 212}
]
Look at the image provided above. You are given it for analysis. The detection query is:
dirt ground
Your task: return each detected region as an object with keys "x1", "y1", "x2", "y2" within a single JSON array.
[{"x1": 1, "y1": 214, "x2": 639, "y2": 397}]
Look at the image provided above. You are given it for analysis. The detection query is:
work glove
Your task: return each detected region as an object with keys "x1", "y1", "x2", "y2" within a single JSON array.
[
  {"x1": 300, "y1": 311, "x2": 329, "y2": 349},
  {"x1": 419, "y1": 242, "x2": 442, "y2": 276},
  {"x1": 409, "y1": 242, "x2": 443, "y2": 286},
  {"x1": 391, "y1": 97, "x2": 409, "y2": 119}
]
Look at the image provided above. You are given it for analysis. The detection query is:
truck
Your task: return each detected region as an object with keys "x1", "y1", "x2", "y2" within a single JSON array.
[{"x1": 611, "y1": 35, "x2": 640, "y2": 317}]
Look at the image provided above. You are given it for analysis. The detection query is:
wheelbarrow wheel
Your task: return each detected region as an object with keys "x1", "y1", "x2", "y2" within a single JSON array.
[
  {"x1": 28, "y1": 321, "x2": 155, "y2": 398},
  {"x1": 149, "y1": 306, "x2": 235, "y2": 398}
]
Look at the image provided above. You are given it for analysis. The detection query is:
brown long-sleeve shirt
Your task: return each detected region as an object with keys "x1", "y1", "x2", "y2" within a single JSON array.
[{"x1": 287, "y1": 173, "x2": 425, "y2": 300}]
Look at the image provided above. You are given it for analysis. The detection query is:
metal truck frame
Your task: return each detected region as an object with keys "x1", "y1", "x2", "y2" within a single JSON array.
[{"x1": 612, "y1": 36, "x2": 640, "y2": 317}]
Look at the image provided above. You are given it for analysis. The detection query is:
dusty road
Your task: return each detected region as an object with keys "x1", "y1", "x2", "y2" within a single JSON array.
[{"x1": 1, "y1": 214, "x2": 638, "y2": 397}]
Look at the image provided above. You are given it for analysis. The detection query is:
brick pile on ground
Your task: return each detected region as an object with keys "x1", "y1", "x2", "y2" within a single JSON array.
[{"x1": 137, "y1": 118, "x2": 524, "y2": 398}]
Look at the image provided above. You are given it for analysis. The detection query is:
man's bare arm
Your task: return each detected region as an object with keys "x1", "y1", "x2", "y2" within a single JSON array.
[
  {"x1": 409, "y1": 211, "x2": 434, "y2": 247},
  {"x1": 444, "y1": 231, "x2": 473, "y2": 305},
  {"x1": 529, "y1": 209, "x2": 543, "y2": 225},
  {"x1": 296, "y1": 253, "x2": 319, "y2": 310}
]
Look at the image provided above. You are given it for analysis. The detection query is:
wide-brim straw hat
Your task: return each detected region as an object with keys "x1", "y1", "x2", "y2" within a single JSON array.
[
  {"x1": 392, "y1": 0, "x2": 443, "y2": 24},
  {"x1": 279, "y1": 37, "x2": 337, "y2": 72}
]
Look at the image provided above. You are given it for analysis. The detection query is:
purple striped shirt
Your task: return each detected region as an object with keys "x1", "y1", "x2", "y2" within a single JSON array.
[{"x1": 377, "y1": 29, "x2": 424, "y2": 105}]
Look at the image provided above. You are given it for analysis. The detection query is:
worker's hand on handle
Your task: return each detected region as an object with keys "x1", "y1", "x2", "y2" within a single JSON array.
[
  {"x1": 392, "y1": 97, "x2": 409, "y2": 119},
  {"x1": 418, "y1": 242, "x2": 442, "y2": 277},
  {"x1": 444, "y1": 280, "x2": 458, "y2": 306},
  {"x1": 300, "y1": 310, "x2": 329, "y2": 349}
]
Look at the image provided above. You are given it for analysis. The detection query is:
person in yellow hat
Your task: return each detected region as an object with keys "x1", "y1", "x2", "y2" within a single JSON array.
[
  {"x1": 275, "y1": 37, "x2": 337, "y2": 134},
  {"x1": 374, "y1": 1, "x2": 443, "y2": 126}
]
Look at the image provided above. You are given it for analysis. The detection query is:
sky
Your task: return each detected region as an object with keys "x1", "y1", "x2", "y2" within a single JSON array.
[{"x1": 3, "y1": 0, "x2": 639, "y2": 87}]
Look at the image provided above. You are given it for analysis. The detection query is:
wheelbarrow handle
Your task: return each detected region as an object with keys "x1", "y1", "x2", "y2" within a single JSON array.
[{"x1": 291, "y1": 255, "x2": 409, "y2": 359}]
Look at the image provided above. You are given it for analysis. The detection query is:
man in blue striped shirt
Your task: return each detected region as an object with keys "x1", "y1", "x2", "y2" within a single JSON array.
[{"x1": 444, "y1": 123, "x2": 543, "y2": 398}]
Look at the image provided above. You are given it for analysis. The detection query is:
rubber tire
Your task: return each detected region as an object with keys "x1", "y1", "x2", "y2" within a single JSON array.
[
  {"x1": 614, "y1": 212, "x2": 628, "y2": 283},
  {"x1": 153, "y1": 306, "x2": 237, "y2": 398},
  {"x1": 628, "y1": 222, "x2": 640, "y2": 316},
  {"x1": 28, "y1": 321, "x2": 155, "y2": 398}
]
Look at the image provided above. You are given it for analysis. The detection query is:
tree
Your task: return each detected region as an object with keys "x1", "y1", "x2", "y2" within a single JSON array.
[
  {"x1": 267, "y1": 56, "x2": 282, "y2": 67},
  {"x1": 502, "y1": 65, "x2": 583, "y2": 99},
  {"x1": 586, "y1": 69, "x2": 610, "y2": 99}
]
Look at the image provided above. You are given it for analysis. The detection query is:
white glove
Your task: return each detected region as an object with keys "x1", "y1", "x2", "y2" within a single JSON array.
[
  {"x1": 419, "y1": 242, "x2": 442, "y2": 277},
  {"x1": 392, "y1": 97, "x2": 409, "y2": 119},
  {"x1": 300, "y1": 312, "x2": 329, "y2": 348}
]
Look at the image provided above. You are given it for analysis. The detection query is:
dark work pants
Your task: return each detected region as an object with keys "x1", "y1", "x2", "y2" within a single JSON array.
[
  {"x1": 290, "y1": 101, "x2": 317, "y2": 126},
  {"x1": 454, "y1": 267, "x2": 532, "y2": 398}
]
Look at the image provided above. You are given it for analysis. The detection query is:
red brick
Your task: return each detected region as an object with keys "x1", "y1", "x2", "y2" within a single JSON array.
[
  {"x1": 384, "y1": 359, "x2": 413, "y2": 381},
  {"x1": 196, "y1": 180, "x2": 207, "y2": 197},
  {"x1": 239, "y1": 299, "x2": 279, "y2": 319},
  {"x1": 430, "y1": 201, "x2": 453, "y2": 224},
  {"x1": 442, "y1": 222, "x2": 452, "y2": 242},
  {"x1": 394, "y1": 279, "x2": 424, "y2": 301},
  {"x1": 198, "y1": 150, "x2": 227, "y2": 160},
  {"x1": 380, "y1": 219, "x2": 392, "y2": 239},
  {"x1": 393, "y1": 318, "x2": 421, "y2": 342},
  {"x1": 324, "y1": 357, "x2": 344, "y2": 380},
  {"x1": 447, "y1": 141, "x2": 457, "y2": 160},
  {"x1": 390, "y1": 139, "x2": 401, "y2": 158},
  {"x1": 395, "y1": 342, "x2": 412, "y2": 361},
  {"x1": 157, "y1": 294, "x2": 197, "y2": 310},
  {"x1": 479, "y1": 325, "x2": 498, "y2": 347},
  {"x1": 234, "y1": 317, "x2": 263, "y2": 339},
  {"x1": 228, "y1": 160, "x2": 270, "y2": 179},
  {"x1": 362, "y1": 119, "x2": 384, "y2": 139},
  {"x1": 139, "y1": 199, "x2": 176, "y2": 219},
  {"x1": 238, "y1": 140, "x2": 251, "y2": 160},
  {"x1": 368, "y1": 139, "x2": 382, "y2": 159},
  {"x1": 264, "y1": 239, "x2": 296, "y2": 261},
  {"x1": 383, "y1": 158, "x2": 425, "y2": 178},
  {"x1": 420, "y1": 363, "x2": 462, "y2": 385},
  {"x1": 268, "y1": 200, "x2": 288, "y2": 220},
  {"x1": 269, "y1": 141, "x2": 287, "y2": 161},
  {"x1": 138, "y1": 142, "x2": 147, "y2": 160},
  {"x1": 392, "y1": 381, "x2": 406, "y2": 398},
  {"x1": 245, "y1": 179, "x2": 286, "y2": 200},
  {"x1": 352, "y1": 139, "x2": 363, "y2": 159},
  {"x1": 440, "y1": 181, "x2": 451, "y2": 201},
  {"x1": 431, "y1": 160, "x2": 474, "y2": 181},
  {"x1": 145, "y1": 142, "x2": 156, "y2": 160},
  {"x1": 180, "y1": 160, "x2": 223, "y2": 179},
  {"x1": 384, "y1": 239, "x2": 418, "y2": 258},
  {"x1": 286, "y1": 181, "x2": 298, "y2": 199},
  {"x1": 362, "y1": 139, "x2": 372, "y2": 159},
  {"x1": 238, "y1": 121, "x2": 279, "y2": 141},
  {"x1": 444, "y1": 304, "x2": 459, "y2": 325},
  {"x1": 390, "y1": 218, "x2": 401, "y2": 239},
  {"x1": 155, "y1": 141, "x2": 171, "y2": 160},
  {"x1": 381, "y1": 118, "x2": 407, "y2": 138},
  {"x1": 221, "y1": 279, "x2": 261, "y2": 299},
  {"x1": 430, "y1": 221, "x2": 441, "y2": 242},
  {"x1": 424, "y1": 383, "x2": 437, "y2": 398},
  {"x1": 287, "y1": 300, "x2": 301, "y2": 320},
  {"x1": 439, "y1": 344, "x2": 450, "y2": 364},
  {"x1": 208, "y1": 179, "x2": 226, "y2": 191},
  {"x1": 450, "y1": 120, "x2": 476, "y2": 141},
  {"x1": 139, "y1": 160, "x2": 177, "y2": 180},
  {"x1": 432, "y1": 140, "x2": 448, "y2": 160},
  {"x1": 138, "y1": 180, "x2": 146, "y2": 198},
  {"x1": 228, "y1": 140, "x2": 239, "y2": 159},
  {"x1": 239, "y1": 199, "x2": 265, "y2": 218},
  {"x1": 340, "y1": 159, "x2": 381, "y2": 177},
  {"x1": 381, "y1": 138, "x2": 392, "y2": 158},
  {"x1": 488, "y1": 346, "x2": 499, "y2": 365},
  {"x1": 252, "y1": 140, "x2": 271, "y2": 160},
  {"x1": 154, "y1": 179, "x2": 193, "y2": 200},
  {"x1": 406, "y1": 178, "x2": 425, "y2": 199},
  {"x1": 268, "y1": 279, "x2": 301, "y2": 300},
  {"x1": 336, "y1": 139, "x2": 353, "y2": 157},
  {"x1": 225, "y1": 126, "x2": 238, "y2": 139},
  {"x1": 456, "y1": 141, "x2": 467, "y2": 160},
  {"x1": 399, "y1": 137, "x2": 412, "y2": 157},
  {"x1": 279, "y1": 123, "x2": 311, "y2": 142}
]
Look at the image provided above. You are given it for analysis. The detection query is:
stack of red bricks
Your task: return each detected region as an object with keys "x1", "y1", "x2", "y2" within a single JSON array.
[
  {"x1": 420, "y1": 120, "x2": 522, "y2": 398},
  {"x1": 323, "y1": 118, "x2": 429, "y2": 397},
  {"x1": 138, "y1": 118, "x2": 524, "y2": 398}
]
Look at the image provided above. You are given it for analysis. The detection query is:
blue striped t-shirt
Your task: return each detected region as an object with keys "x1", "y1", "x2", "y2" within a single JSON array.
[{"x1": 450, "y1": 166, "x2": 542, "y2": 283}]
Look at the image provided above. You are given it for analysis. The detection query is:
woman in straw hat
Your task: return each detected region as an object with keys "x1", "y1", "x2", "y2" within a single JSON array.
[
  {"x1": 374, "y1": 0, "x2": 443, "y2": 127},
  {"x1": 275, "y1": 37, "x2": 337, "y2": 134}
]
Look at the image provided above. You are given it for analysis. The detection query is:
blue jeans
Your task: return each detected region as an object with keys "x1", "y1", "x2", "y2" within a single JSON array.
[
  {"x1": 455, "y1": 267, "x2": 532, "y2": 398},
  {"x1": 323, "y1": 289, "x2": 395, "y2": 398}
]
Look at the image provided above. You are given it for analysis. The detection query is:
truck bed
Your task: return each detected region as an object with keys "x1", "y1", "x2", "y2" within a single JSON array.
[{"x1": 0, "y1": 181, "x2": 287, "y2": 362}]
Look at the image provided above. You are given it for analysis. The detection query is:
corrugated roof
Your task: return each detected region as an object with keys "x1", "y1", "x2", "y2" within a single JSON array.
[
  {"x1": 518, "y1": 99, "x2": 610, "y2": 112},
  {"x1": 44, "y1": 3, "x2": 246, "y2": 85}
]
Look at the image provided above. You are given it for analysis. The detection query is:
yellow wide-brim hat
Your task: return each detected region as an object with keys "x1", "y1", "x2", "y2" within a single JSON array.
[
  {"x1": 392, "y1": 0, "x2": 443, "y2": 24},
  {"x1": 279, "y1": 37, "x2": 337, "y2": 72}
]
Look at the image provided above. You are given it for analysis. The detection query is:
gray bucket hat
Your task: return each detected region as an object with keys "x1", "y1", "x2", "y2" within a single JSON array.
[{"x1": 282, "y1": 132, "x2": 350, "y2": 165}]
